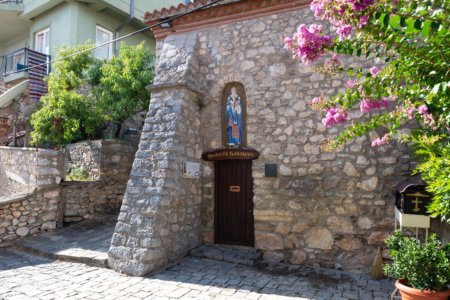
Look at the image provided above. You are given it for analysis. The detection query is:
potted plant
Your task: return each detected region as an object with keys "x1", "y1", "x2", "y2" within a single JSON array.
[{"x1": 384, "y1": 231, "x2": 450, "y2": 300}]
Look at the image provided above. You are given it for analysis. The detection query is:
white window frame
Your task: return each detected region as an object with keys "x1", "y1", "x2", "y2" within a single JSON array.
[
  {"x1": 95, "y1": 25, "x2": 113, "y2": 60},
  {"x1": 35, "y1": 27, "x2": 50, "y2": 55}
]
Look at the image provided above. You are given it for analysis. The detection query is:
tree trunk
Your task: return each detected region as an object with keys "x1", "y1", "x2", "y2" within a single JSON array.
[{"x1": 114, "y1": 122, "x2": 122, "y2": 138}]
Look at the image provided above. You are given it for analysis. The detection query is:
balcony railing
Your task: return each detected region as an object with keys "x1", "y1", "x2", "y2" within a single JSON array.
[
  {"x1": 0, "y1": 0, "x2": 23, "y2": 4},
  {"x1": 0, "y1": 48, "x2": 50, "y2": 77}
]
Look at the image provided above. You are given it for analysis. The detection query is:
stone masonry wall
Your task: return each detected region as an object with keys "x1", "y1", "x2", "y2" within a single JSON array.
[
  {"x1": 0, "y1": 147, "x2": 64, "y2": 198},
  {"x1": 0, "y1": 147, "x2": 64, "y2": 245},
  {"x1": 0, "y1": 187, "x2": 61, "y2": 247},
  {"x1": 110, "y1": 6, "x2": 414, "y2": 275},
  {"x1": 109, "y1": 32, "x2": 204, "y2": 276},
  {"x1": 195, "y1": 9, "x2": 411, "y2": 273},
  {"x1": 63, "y1": 140, "x2": 137, "y2": 223},
  {"x1": 64, "y1": 140, "x2": 102, "y2": 180}
]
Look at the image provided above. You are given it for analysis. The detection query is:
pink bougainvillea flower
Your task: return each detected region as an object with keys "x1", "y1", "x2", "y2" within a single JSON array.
[
  {"x1": 371, "y1": 134, "x2": 390, "y2": 147},
  {"x1": 310, "y1": 1, "x2": 324, "y2": 17},
  {"x1": 407, "y1": 107, "x2": 415, "y2": 120},
  {"x1": 326, "y1": 53, "x2": 340, "y2": 68},
  {"x1": 360, "y1": 98, "x2": 389, "y2": 113},
  {"x1": 360, "y1": 98, "x2": 372, "y2": 113},
  {"x1": 347, "y1": 79, "x2": 356, "y2": 88},
  {"x1": 286, "y1": 24, "x2": 334, "y2": 64},
  {"x1": 370, "y1": 66, "x2": 379, "y2": 78},
  {"x1": 337, "y1": 5, "x2": 346, "y2": 15},
  {"x1": 337, "y1": 25, "x2": 352, "y2": 41},
  {"x1": 418, "y1": 104, "x2": 428, "y2": 115},
  {"x1": 322, "y1": 107, "x2": 348, "y2": 127},
  {"x1": 358, "y1": 15, "x2": 369, "y2": 28},
  {"x1": 311, "y1": 96, "x2": 322, "y2": 104},
  {"x1": 347, "y1": 0, "x2": 375, "y2": 12},
  {"x1": 283, "y1": 36, "x2": 294, "y2": 51},
  {"x1": 380, "y1": 97, "x2": 389, "y2": 108}
]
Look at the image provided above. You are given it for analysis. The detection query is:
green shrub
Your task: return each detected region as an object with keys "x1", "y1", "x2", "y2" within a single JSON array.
[
  {"x1": 65, "y1": 166, "x2": 91, "y2": 181},
  {"x1": 384, "y1": 231, "x2": 450, "y2": 291}
]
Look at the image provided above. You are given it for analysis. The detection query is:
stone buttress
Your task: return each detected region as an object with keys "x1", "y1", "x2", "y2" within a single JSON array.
[{"x1": 108, "y1": 33, "x2": 204, "y2": 276}]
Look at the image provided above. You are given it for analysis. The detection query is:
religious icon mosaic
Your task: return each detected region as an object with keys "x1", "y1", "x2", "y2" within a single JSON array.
[
  {"x1": 225, "y1": 87, "x2": 242, "y2": 145},
  {"x1": 221, "y1": 83, "x2": 246, "y2": 147}
]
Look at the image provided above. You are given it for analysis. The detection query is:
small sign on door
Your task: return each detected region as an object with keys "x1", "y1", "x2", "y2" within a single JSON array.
[{"x1": 230, "y1": 185, "x2": 240, "y2": 192}]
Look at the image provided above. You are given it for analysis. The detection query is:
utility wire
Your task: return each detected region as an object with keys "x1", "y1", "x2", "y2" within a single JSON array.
[{"x1": 0, "y1": 0, "x2": 224, "y2": 77}]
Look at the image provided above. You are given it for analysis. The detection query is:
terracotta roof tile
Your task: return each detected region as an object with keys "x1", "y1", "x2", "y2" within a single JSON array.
[{"x1": 144, "y1": 0, "x2": 240, "y2": 22}]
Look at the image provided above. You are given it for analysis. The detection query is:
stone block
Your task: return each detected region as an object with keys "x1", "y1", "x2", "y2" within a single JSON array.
[
  {"x1": 367, "y1": 231, "x2": 390, "y2": 245},
  {"x1": 275, "y1": 223, "x2": 290, "y2": 235},
  {"x1": 16, "y1": 227, "x2": 29, "y2": 237},
  {"x1": 262, "y1": 251, "x2": 284, "y2": 264},
  {"x1": 255, "y1": 233, "x2": 284, "y2": 251},
  {"x1": 343, "y1": 162, "x2": 359, "y2": 177},
  {"x1": 305, "y1": 227, "x2": 333, "y2": 250},
  {"x1": 42, "y1": 221, "x2": 57, "y2": 230},
  {"x1": 357, "y1": 177, "x2": 378, "y2": 192},
  {"x1": 291, "y1": 221, "x2": 309, "y2": 233},
  {"x1": 357, "y1": 216, "x2": 373, "y2": 230},
  {"x1": 284, "y1": 234, "x2": 301, "y2": 249},
  {"x1": 336, "y1": 238, "x2": 363, "y2": 251},
  {"x1": 327, "y1": 216, "x2": 355, "y2": 234},
  {"x1": 290, "y1": 249, "x2": 307, "y2": 264},
  {"x1": 254, "y1": 210, "x2": 294, "y2": 222}
]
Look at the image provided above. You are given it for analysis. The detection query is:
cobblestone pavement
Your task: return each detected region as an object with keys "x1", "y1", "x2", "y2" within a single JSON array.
[{"x1": 0, "y1": 248, "x2": 394, "y2": 300}]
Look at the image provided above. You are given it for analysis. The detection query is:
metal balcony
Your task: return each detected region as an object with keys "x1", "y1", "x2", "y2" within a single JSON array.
[
  {"x1": 0, "y1": 48, "x2": 50, "y2": 82},
  {"x1": 0, "y1": 1, "x2": 23, "y2": 4}
]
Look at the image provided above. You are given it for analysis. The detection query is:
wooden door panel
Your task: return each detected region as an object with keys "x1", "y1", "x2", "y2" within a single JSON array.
[{"x1": 215, "y1": 160, "x2": 254, "y2": 246}]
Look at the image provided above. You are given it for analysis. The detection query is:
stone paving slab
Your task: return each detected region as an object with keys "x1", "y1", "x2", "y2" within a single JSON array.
[
  {"x1": 12, "y1": 220, "x2": 116, "y2": 268},
  {"x1": 0, "y1": 248, "x2": 395, "y2": 300}
]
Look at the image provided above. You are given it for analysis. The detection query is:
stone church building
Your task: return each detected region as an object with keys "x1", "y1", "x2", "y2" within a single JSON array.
[{"x1": 108, "y1": 0, "x2": 411, "y2": 276}]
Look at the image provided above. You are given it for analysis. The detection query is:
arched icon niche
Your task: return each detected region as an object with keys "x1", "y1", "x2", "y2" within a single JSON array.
[{"x1": 221, "y1": 82, "x2": 247, "y2": 147}]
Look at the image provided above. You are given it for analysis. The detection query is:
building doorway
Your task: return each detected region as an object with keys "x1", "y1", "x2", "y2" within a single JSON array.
[{"x1": 214, "y1": 159, "x2": 254, "y2": 246}]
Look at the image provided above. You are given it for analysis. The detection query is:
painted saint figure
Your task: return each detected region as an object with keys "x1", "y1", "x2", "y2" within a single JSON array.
[{"x1": 226, "y1": 87, "x2": 242, "y2": 145}]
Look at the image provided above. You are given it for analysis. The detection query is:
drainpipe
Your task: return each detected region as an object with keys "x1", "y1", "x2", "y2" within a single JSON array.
[{"x1": 114, "y1": 0, "x2": 134, "y2": 55}]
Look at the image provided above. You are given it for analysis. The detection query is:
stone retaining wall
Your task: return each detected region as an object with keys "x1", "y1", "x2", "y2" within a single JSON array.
[
  {"x1": 64, "y1": 140, "x2": 102, "y2": 180},
  {"x1": 63, "y1": 180, "x2": 127, "y2": 223},
  {"x1": 0, "y1": 141, "x2": 135, "y2": 244},
  {"x1": 63, "y1": 140, "x2": 137, "y2": 223},
  {"x1": 0, "y1": 147, "x2": 64, "y2": 198},
  {"x1": 0, "y1": 187, "x2": 61, "y2": 247}
]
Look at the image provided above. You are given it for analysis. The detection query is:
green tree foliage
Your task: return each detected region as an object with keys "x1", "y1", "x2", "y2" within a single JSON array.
[
  {"x1": 30, "y1": 42, "x2": 154, "y2": 144},
  {"x1": 30, "y1": 43, "x2": 101, "y2": 145},
  {"x1": 94, "y1": 42, "x2": 154, "y2": 137}
]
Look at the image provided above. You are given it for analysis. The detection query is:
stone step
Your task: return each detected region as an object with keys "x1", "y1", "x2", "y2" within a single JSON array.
[
  {"x1": 12, "y1": 220, "x2": 115, "y2": 269},
  {"x1": 189, "y1": 244, "x2": 261, "y2": 266},
  {"x1": 13, "y1": 241, "x2": 109, "y2": 268}
]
